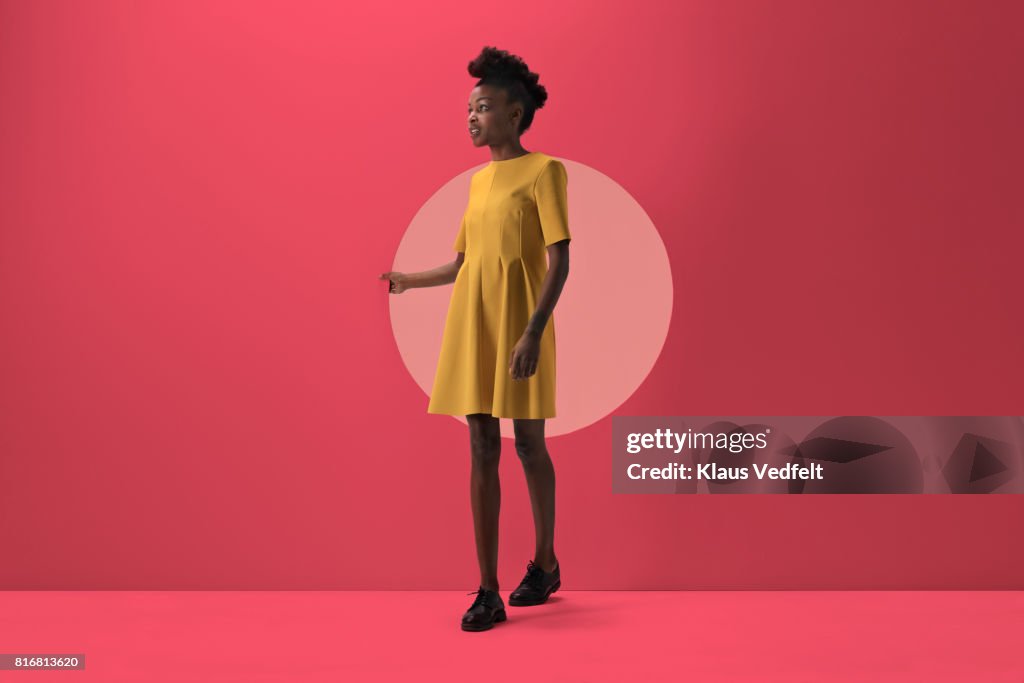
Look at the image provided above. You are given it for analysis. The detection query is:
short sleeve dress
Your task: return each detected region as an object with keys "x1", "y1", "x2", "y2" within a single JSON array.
[{"x1": 427, "y1": 152, "x2": 571, "y2": 419}]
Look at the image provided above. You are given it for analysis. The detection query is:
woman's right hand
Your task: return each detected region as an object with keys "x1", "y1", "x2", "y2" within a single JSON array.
[{"x1": 379, "y1": 271, "x2": 409, "y2": 294}]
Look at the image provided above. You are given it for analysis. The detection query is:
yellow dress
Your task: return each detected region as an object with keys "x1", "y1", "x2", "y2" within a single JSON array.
[{"x1": 427, "y1": 152, "x2": 571, "y2": 419}]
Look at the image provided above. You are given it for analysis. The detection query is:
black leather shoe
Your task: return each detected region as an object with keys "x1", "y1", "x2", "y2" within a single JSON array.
[
  {"x1": 461, "y1": 587, "x2": 507, "y2": 631},
  {"x1": 508, "y1": 560, "x2": 561, "y2": 606}
]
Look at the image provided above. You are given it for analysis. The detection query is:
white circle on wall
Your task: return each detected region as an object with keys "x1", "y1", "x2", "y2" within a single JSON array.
[{"x1": 389, "y1": 157, "x2": 672, "y2": 438}]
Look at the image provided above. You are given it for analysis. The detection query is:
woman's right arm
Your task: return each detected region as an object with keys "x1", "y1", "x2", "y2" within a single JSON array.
[{"x1": 380, "y1": 252, "x2": 464, "y2": 293}]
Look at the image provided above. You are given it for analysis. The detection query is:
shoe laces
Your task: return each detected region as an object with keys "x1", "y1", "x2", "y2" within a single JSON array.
[
  {"x1": 467, "y1": 587, "x2": 491, "y2": 609},
  {"x1": 522, "y1": 560, "x2": 546, "y2": 590}
]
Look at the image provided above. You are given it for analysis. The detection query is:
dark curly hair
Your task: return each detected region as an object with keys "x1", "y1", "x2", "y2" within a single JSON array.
[{"x1": 468, "y1": 46, "x2": 548, "y2": 135}]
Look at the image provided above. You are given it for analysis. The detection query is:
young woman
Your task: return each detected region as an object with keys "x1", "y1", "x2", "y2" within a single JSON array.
[{"x1": 380, "y1": 46, "x2": 571, "y2": 632}]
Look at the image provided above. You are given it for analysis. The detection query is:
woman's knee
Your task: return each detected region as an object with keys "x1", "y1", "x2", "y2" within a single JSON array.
[
  {"x1": 470, "y1": 433, "x2": 501, "y2": 465},
  {"x1": 467, "y1": 414, "x2": 501, "y2": 465},
  {"x1": 513, "y1": 419, "x2": 546, "y2": 462}
]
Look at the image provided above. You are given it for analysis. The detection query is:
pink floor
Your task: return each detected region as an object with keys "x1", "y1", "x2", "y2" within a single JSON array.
[{"x1": 2, "y1": 591, "x2": 1022, "y2": 681}]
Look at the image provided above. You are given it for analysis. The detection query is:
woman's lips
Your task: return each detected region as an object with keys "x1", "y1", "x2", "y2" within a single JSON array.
[{"x1": 469, "y1": 127, "x2": 481, "y2": 137}]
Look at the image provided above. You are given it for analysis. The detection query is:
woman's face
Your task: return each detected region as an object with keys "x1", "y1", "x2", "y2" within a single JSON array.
[{"x1": 467, "y1": 84, "x2": 521, "y2": 147}]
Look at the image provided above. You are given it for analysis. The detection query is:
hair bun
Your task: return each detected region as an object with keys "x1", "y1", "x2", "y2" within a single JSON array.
[{"x1": 468, "y1": 46, "x2": 548, "y2": 110}]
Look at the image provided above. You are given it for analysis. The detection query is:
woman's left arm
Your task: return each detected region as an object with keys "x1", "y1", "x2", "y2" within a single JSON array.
[
  {"x1": 509, "y1": 239, "x2": 570, "y2": 380},
  {"x1": 526, "y1": 240, "x2": 570, "y2": 337}
]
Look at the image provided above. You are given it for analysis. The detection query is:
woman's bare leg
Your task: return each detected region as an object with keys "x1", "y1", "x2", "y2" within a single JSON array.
[
  {"x1": 512, "y1": 418, "x2": 558, "y2": 572},
  {"x1": 466, "y1": 413, "x2": 502, "y2": 591}
]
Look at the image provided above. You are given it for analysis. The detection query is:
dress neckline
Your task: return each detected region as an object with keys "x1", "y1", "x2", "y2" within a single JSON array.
[{"x1": 488, "y1": 151, "x2": 537, "y2": 165}]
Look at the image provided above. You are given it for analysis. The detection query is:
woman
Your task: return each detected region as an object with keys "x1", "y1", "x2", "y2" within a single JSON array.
[{"x1": 379, "y1": 46, "x2": 571, "y2": 632}]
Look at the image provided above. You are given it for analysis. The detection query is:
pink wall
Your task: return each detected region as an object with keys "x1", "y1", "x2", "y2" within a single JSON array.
[{"x1": 1, "y1": 0, "x2": 1021, "y2": 589}]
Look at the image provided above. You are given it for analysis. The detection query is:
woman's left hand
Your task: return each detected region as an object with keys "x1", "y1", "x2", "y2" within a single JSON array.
[{"x1": 509, "y1": 330, "x2": 541, "y2": 381}]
